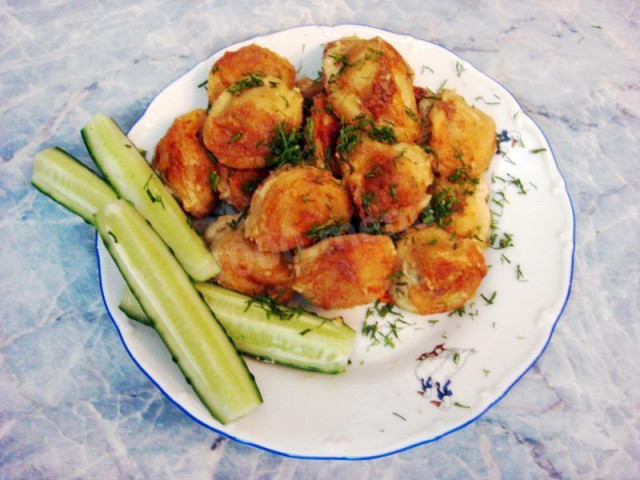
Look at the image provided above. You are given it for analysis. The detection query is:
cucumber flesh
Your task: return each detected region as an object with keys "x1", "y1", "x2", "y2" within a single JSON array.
[
  {"x1": 31, "y1": 147, "x2": 117, "y2": 225},
  {"x1": 196, "y1": 283, "x2": 355, "y2": 374},
  {"x1": 95, "y1": 199, "x2": 262, "y2": 423},
  {"x1": 120, "y1": 283, "x2": 355, "y2": 373},
  {"x1": 82, "y1": 113, "x2": 219, "y2": 281},
  {"x1": 118, "y1": 285, "x2": 150, "y2": 325}
]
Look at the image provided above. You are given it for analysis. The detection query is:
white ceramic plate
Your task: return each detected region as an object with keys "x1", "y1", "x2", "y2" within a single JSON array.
[{"x1": 96, "y1": 24, "x2": 574, "y2": 459}]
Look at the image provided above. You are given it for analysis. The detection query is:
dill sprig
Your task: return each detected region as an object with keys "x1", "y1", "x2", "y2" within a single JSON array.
[
  {"x1": 227, "y1": 73, "x2": 264, "y2": 96},
  {"x1": 305, "y1": 221, "x2": 350, "y2": 241},
  {"x1": 420, "y1": 187, "x2": 459, "y2": 227},
  {"x1": 266, "y1": 122, "x2": 305, "y2": 167},
  {"x1": 246, "y1": 296, "x2": 298, "y2": 321},
  {"x1": 368, "y1": 125, "x2": 397, "y2": 144},
  {"x1": 362, "y1": 300, "x2": 411, "y2": 348}
]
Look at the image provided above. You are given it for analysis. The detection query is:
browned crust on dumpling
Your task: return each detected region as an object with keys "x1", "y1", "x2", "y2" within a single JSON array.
[
  {"x1": 343, "y1": 138, "x2": 433, "y2": 233},
  {"x1": 428, "y1": 89, "x2": 497, "y2": 178},
  {"x1": 204, "y1": 214, "x2": 292, "y2": 301},
  {"x1": 293, "y1": 234, "x2": 397, "y2": 309},
  {"x1": 390, "y1": 226, "x2": 487, "y2": 314},
  {"x1": 322, "y1": 36, "x2": 419, "y2": 143},
  {"x1": 207, "y1": 44, "x2": 296, "y2": 104},
  {"x1": 244, "y1": 166, "x2": 354, "y2": 252},
  {"x1": 215, "y1": 164, "x2": 269, "y2": 210},
  {"x1": 153, "y1": 109, "x2": 216, "y2": 217},
  {"x1": 202, "y1": 76, "x2": 304, "y2": 169}
]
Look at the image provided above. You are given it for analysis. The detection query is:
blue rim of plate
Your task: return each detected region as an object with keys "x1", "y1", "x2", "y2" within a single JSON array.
[{"x1": 95, "y1": 23, "x2": 576, "y2": 461}]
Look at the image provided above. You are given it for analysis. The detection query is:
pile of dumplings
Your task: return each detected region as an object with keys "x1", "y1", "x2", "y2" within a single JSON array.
[{"x1": 153, "y1": 36, "x2": 497, "y2": 315}]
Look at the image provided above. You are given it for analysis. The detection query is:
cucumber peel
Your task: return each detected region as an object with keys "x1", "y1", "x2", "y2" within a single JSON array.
[
  {"x1": 96, "y1": 199, "x2": 262, "y2": 423},
  {"x1": 31, "y1": 147, "x2": 117, "y2": 225},
  {"x1": 82, "y1": 113, "x2": 219, "y2": 281}
]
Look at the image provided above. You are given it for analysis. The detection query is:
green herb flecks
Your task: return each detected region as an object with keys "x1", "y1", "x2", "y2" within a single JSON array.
[
  {"x1": 362, "y1": 300, "x2": 411, "y2": 348},
  {"x1": 420, "y1": 187, "x2": 459, "y2": 227},
  {"x1": 304, "y1": 221, "x2": 350, "y2": 242},
  {"x1": 530, "y1": 148, "x2": 547, "y2": 154},
  {"x1": 227, "y1": 209, "x2": 248, "y2": 230},
  {"x1": 146, "y1": 188, "x2": 165, "y2": 209},
  {"x1": 368, "y1": 125, "x2": 397, "y2": 144},
  {"x1": 266, "y1": 122, "x2": 305, "y2": 167},
  {"x1": 246, "y1": 295, "x2": 298, "y2": 321},
  {"x1": 480, "y1": 291, "x2": 497, "y2": 305},
  {"x1": 241, "y1": 178, "x2": 261, "y2": 194},
  {"x1": 197, "y1": 79, "x2": 208, "y2": 89},
  {"x1": 227, "y1": 73, "x2": 265, "y2": 96},
  {"x1": 209, "y1": 171, "x2": 220, "y2": 192},
  {"x1": 228, "y1": 132, "x2": 243, "y2": 144}
]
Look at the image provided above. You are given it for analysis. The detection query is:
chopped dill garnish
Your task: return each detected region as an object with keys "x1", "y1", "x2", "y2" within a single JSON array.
[
  {"x1": 197, "y1": 79, "x2": 208, "y2": 89},
  {"x1": 405, "y1": 107, "x2": 419, "y2": 121},
  {"x1": 506, "y1": 173, "x2": 528, "y2": 195},
  {"x1": 209, "y1": 171, "x2": 220, "y2": 191},
  {"x1": 227, "y1": 209, "x2": 248, "y2": 230},
  {"x1": 241, "y1": 178, "x2": 261, "y2": 194},
  {"x1": 455, "y1": 61, "x2": 465, "y2": 77},
  {"x1": 362, "y1": 300, "x2": 410, "y2": 348},
  {"x1": 516, "y1": 264, "x2": 526, "y2": 281},
  {"x1": 227, "y1": 73, "x2": 264, "y2": 96},
  {"x1": 336, "y1": 115, "x2": 371, "y2": 158},
  {"x1": 328, "y1": 52, "x2": 357, "y2": 74},
  {"x1": 420, "y1": 188, "x2": 459, "y2": 227},
  {"x1": 362, "y1": 191, "x2": 378, "y2": 214},
  {"x1": 482, "y1": 369, "x2": 491, "y2": 376},
  {"x1": 421, "y1": 65, "x2": 434, "y2": 74},
  {"x1": 368, "y1": 125, "x2": 397, "y2": 144},
  {"x1": 364, "y1": 166, "x2": 382, "y2": 178},
  {"x1": 480, "y1": 291, "x2": 497, "y2": 305},
  {"x1": 392, "y1": 412, "x2": 406, "y2": 421},
  {"x1": 266, "y1": 123, "x2": 305, "y2": 167},
  {"x1": 500, "y1": 253, "x2": 511, "y2": 264},
  {"x1": 207, "y1": 151, "x2": 217, "y2": 164},
  {"x1": 360, "y1": 219, "x2": 384, "y2": 235},
  {"x1": 107, "y1": 231, "x2": 118, "y2": 243},
  {"x1": 228, "y1": 132, "x2": 243, "y2": 144},
  {"x1": 454, "y1": 402, "x2": 470, "y2": 409},
  {"x1": 246, "y1": 295, "x2": 299, "y2": 321},
  {"x1": 448, "y1": 307, "x2": 466, "y2": 317},
  {"x1": 146, "y1": 188, "x2": 165, "y2": 208},
  {"x1": 530, "y1": 148, "x2": 547, "y2": 154},
  {"x1": 304, "y1": 221, "x2": 350, "y2": 241},
  {"x1": 389, "y1": 184, "x2": 397, "y2": 202}
]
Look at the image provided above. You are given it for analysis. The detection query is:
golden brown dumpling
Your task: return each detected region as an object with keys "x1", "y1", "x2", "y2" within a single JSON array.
[
  {"x1": 207, "y1": 44, "x2": 296, "y2": 104},
  {"x1": 440, "y1": 176, "x2": 491, "y2": 246},
  {"x1": 390, "y1": 226, "x2": 487, "y2": 314},
  {"x1": 215, "y1": 164, "x2": 268, "y2": 210},
  {"x1": 153, "y1": 109, "x2": 216, "y2": 218},
  {"x1": 322, "y1": 36, "x2": 419, "y2": 143},
  {"x1": 204, "y1": 214, "x2": 292, "y2": 301},
  {"x1": 293, "y1": 234, "x2": 396, "y2": 309},
  {"x1": 343, "y1": 138, "x2": 433, "y2": 233},
  {"x1": 307, "y1": 93, "x2": 340, "y2": 170},
  {"x1": 202, "y1": 75, "x2": 304, "y2": 169},
  {"x1": 244, "y1": 166, "x2": 354, "y2": 252},
  {"x1": 428, "y1": 89, "x2": 497, "y2": 178}
]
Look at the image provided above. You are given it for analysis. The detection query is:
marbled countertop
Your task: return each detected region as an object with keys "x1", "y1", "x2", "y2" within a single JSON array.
[{"x1": 1, "y1": 1, "x2": 638, "y2": 478}]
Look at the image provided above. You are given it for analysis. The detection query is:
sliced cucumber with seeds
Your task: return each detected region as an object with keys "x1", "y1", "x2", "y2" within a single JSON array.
[
  {"x1": 82, "y1": 113, "x2": 219, "y2": 281},
  {"x1": 31, "y1": 147, "x2": 117, "y2": 225},
  {"x1": 96, "y1": 199, "x2": 262, "y2": 424}
]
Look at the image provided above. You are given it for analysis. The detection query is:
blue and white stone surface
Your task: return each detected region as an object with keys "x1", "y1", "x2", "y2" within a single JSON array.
[{"x1": 1, "y1": 1, "x2": 638, "y2": 478}]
